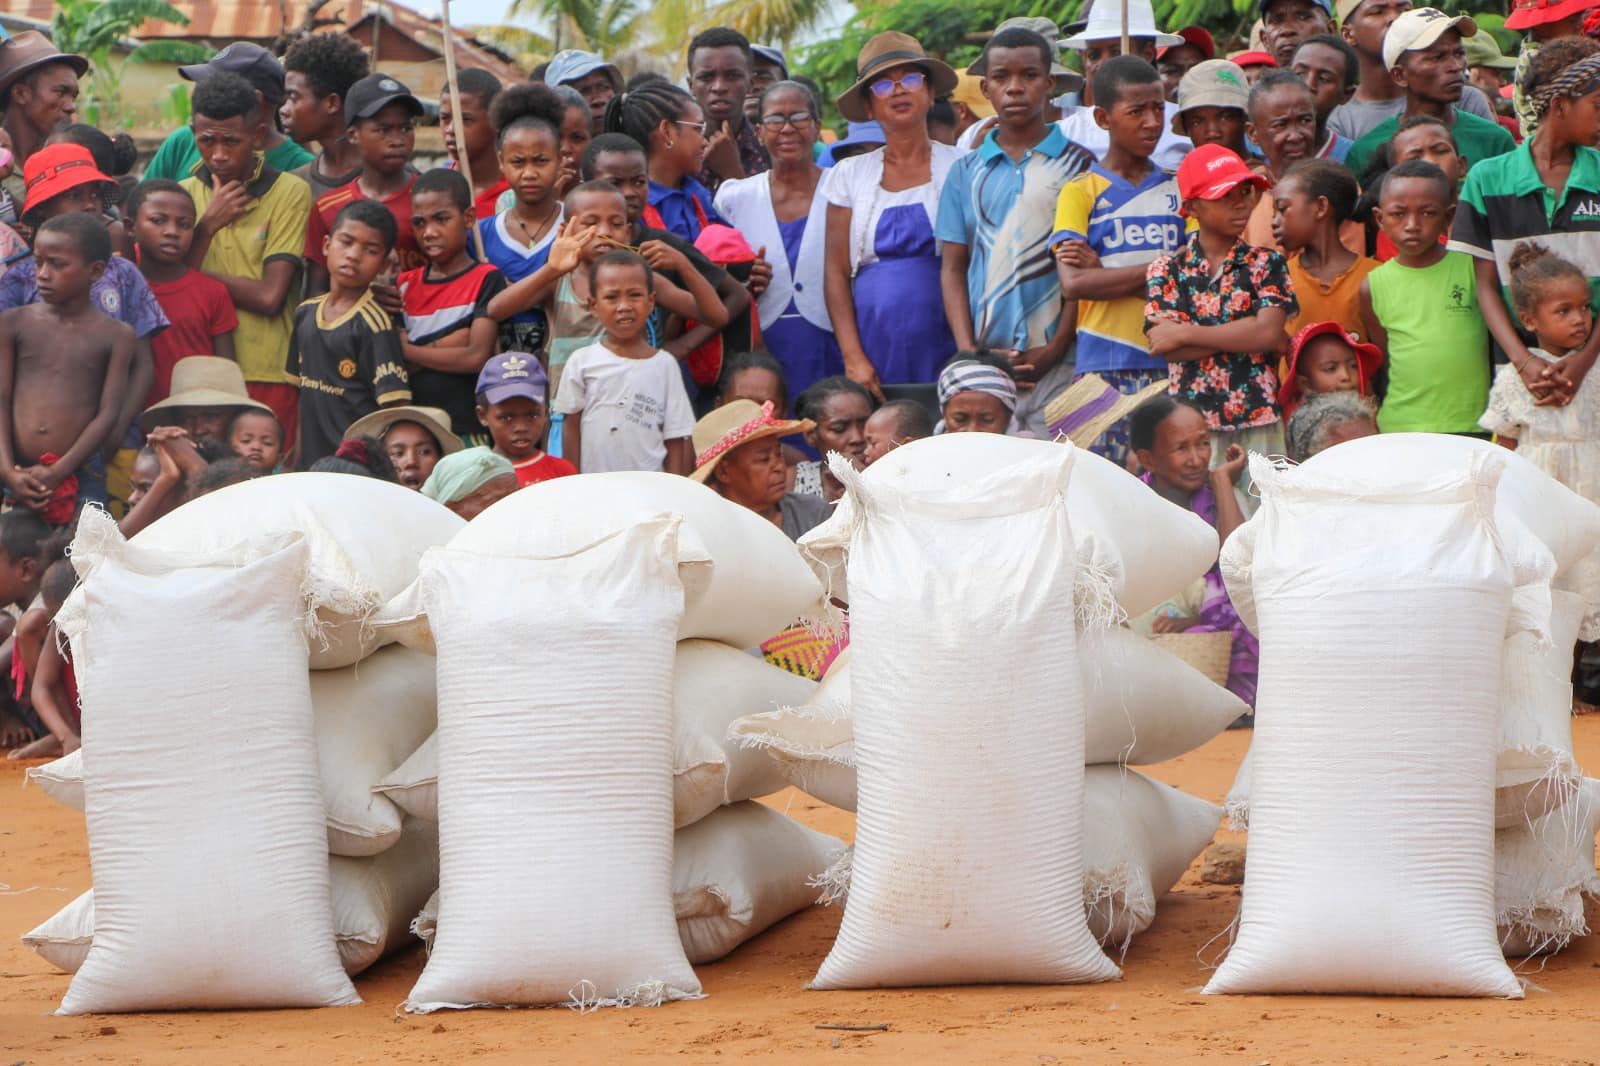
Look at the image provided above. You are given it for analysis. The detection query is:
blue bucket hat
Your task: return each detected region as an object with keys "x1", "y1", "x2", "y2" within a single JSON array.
[
  {"x1": 544, "y1": 50, "x2": 622, "y2": 93},
  {"x1": 821, "y1": 121, "x2": 886, "y2": 166}
]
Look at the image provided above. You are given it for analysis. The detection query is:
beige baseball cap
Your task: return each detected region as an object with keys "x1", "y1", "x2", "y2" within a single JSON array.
[
  {"x1": 1171, "y1": 59, "x2": 1252, "y2": 132},
  {"x1": 1383, "y1": 7, "x2": 1477, "y2": 71}
]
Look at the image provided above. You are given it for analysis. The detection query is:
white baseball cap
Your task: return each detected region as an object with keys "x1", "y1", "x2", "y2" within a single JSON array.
[{"x1": 1383, "y1": 8, "x2": 1477, "y2": 71}]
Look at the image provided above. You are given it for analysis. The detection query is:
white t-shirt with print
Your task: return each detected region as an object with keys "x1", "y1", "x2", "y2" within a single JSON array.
[{"x1": 551, "y1": 342, "x2": 696, "y2": 474}]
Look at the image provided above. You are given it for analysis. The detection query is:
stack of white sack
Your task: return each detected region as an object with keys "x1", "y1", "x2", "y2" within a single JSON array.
[
  {"x1": 1224, "y1": 435, "x2": 1600, "y2": 833},
  {"x1": 26, "y1": 646, "x2": 442, "y2": 978},
  {"x1": 46, "y1": 511, "x2": 358, "y2": 1013},
  {"x1": 732, "y1": 438, "x2": 1231, "y2": 954},
  {"x1": 1206, "y1": 451, "x2": 1551, "y2": 997},
  {"x1": 792, "y1": 436, "x2": 1121, "y2": 988},
  {"x1": 374, "y1": 474, "x2": 839, "y2": 978}
]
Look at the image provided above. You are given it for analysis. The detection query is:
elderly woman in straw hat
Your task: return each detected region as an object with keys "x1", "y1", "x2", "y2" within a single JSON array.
[
  {"x1": 821, "y1": 32, "x2": 961, "y2": 402},
  {"x1": 691, "y1": 399, "x2": 827, "y2": 540},
  {"x1": 345, "y1": 405, "x2": 464, "y2": 491}
]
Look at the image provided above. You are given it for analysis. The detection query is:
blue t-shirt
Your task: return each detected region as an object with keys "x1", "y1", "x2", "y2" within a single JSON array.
[
  {"x1": 934, "y1": 126, "x2": 1094, "y2": 352},
  {"x1": 645, "y1": 177, "x2": 721, "y2": 243},
  {"x1": 0, "y1": 254, "x2": 169, "y2": 339}
]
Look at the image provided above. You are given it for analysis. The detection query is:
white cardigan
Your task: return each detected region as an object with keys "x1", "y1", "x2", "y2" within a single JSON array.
[{"x1": 714, "y1": 171, "x2": 832, "y2": 334}]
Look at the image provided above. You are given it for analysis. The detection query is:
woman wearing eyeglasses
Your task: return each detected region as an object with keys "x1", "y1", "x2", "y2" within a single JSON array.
[
  {"x1": 604, "y1": 80, "x2": 724, "y2": 243},
  {"x1": 713, "y1": 81, "x2": 841, "y2": 399},
  {"x1": 822, "y1": 32, "x2": 962, "y2": 400}
]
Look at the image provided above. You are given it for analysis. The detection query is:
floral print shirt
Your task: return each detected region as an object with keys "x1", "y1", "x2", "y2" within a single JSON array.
[{"x1": 1144, "y1": 233, "x2": 1297, "y2": 432}]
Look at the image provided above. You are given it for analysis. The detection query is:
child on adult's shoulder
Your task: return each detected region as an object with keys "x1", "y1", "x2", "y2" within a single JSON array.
[
  {"x1": 476, "y1": 351, "x2": 576, "y2": 487},
  {"x1": 1145, "y1": 144, "x2": 1295, "y2": 506},
  {"x1": 550, "y1": 248, "x2": 696, "y2": 475},
  {"x1": 936, "y1": 353, "x2": 1019, "y2": 435},
  {"x1": 290, "y1": 199, "x2": 412, "y2": 468},
  {"x1": 399, "y1": 168, "x2": 507, "y2": 444},
  {"x1": 1171, "y1": 60, "x2": 1255, "y2": 160},
  {"x1": 228, "y1": 409, "x2": 286, "y2": 474},
  {"x1": 7, "y1": 558, "x2": 80, "y2": 759},
  {"x1": 1278, "y1": 321, "x2": 1384, "y2": 419},
  {"x1": 1273, "y1": 159, "x2": 1377, "y2": 342},
  {"x1": 1127, "y1": 393, "x2": 1257, "y2": 707},
  {"x1": 0, "y1": 213, "x2": 134, "y2": 513},
  {"x1": 127, "y1": 180, "x2": 239, "y2": 407},
  {"x1": 1479, "y1": 242, "x2": 1600, "y2": 482},
  {"x1": 140, "y1": 356, "x2": 278, "y2": 455},
  {"x1": 1358, "y1": 159, "x2": 1489, "y2": 435}
]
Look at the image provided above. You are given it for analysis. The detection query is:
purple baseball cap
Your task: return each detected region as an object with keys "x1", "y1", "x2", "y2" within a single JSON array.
[{"x1": 476, "y1": 351, "x2": 549, "y2": 406}]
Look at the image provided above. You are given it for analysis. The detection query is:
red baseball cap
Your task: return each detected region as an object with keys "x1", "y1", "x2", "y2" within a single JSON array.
[
  {"x1": 1176, "y1": 144, "x2": 1270, "y2": 209},
  {"x1": 1159, "y1": 26, "x2": 1217, "y2": 60},
  {"x1": 1278, "y1": 321, "x2": 1385, "y2": 415},
  {"x1": 1506, "y1": 0, "x2": 1600, "y2": 30},
  {"x1": 22, "y1": 143, "x2": 117, "y2": 220},
  {"x1": 1228, "y1": 50, "x2": 1279, "y2": 68}
]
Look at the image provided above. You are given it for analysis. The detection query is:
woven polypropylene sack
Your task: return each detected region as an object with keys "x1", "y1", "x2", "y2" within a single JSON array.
[
  {"x1": 314, "y1": 645, "x2": 438, "y2": 856},
  {"x1": 25, "y1": 818, "x2": 440, "y2": 977},
  {"x1": 1206, "y1": 454, "x2": 1541, "y2": 998},
  {"x1": 36, "y1": 648, "x2": 440, "y2": 857},
  {"x1": 404, "y1": 525, "x2": 698, "y2": 1011},
  {"x1": 134, "y1": 472, "x2": 463, "y2": 668},
  {"x1": 444, "y1": 471, "x2": 824, "y2": 648},
  {"x1": 1083, "y1": 766, "x2": 1221, "y2": 951},
  {"x1": 805, "y1": 440, "x2": 1119, "y2": 988},
  {"x1": 803, "y1": 435, "x2": 1217, "y2": 622},
  {"x1": 1295, "y1": 433, "x2": 1600, "y2": 637},
  {"x1": 1496, "y1": 590, "x2": 1585, "y2": 829},
  {"x1": 54, "y1": 511, "x2": 356, "y2": 1013},
  {"x1": 414, "y1": 802, "x2": 845, "y2": 963},
  {"x1": 1496, "y1": 778, "x2": 1600, "y2": 956},
  {"x1": 730, "y1": 625, "x2": 1246, "y2": 814},
  {"x1": 374, "y1": 640, "x2": 813, "y2": 828}
]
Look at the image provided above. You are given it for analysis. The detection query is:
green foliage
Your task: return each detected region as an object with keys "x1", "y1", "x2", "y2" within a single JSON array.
[
  {"x1": 48, "y1": 0, "x2": 210, "y2": 128},
  {"x1": 156, "y1": 80, "x2": 191, "y2": 126}
]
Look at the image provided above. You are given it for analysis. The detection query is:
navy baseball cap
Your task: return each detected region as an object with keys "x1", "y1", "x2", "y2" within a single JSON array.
[
  {"x1": 345, "y1": 73, "x2": 424, "y2": 126},
  {"x1": 180, "y1": 42, "x2": 287, "y2": 103},
  {"x1": 476, "y1": 352, "x2": 549, "y2": 406}
]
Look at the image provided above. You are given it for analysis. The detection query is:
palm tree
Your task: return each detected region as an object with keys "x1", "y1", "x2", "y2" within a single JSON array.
[{"x1": 507, "y1": 0, "x2": 644, "y2": 56}]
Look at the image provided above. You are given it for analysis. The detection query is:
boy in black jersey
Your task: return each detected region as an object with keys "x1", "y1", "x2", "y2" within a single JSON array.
[{"x1": 288, "y1": 199, "x2": 411, "y2": 467}]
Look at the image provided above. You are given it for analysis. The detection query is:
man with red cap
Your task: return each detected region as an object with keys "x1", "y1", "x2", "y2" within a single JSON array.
[{"x1": 1157, "y1": 26, "x2": 1217, "y2": 100}]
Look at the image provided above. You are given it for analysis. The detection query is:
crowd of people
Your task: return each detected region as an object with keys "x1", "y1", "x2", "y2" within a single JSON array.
[{"x1": 0, "y1": 0, "x2": 1596, "y2": 753}]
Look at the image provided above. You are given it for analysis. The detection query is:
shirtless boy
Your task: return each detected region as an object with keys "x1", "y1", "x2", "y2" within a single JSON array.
[{"x1": 0, "y1": 212, "x2": 134, "y2": 512}]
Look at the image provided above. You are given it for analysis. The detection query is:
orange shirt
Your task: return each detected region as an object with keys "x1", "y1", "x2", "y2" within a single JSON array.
[{"x1": 1285, "y1": 252, "x2": 1380, "y2": 343}]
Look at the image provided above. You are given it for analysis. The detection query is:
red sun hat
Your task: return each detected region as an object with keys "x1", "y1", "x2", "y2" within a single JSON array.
[
  {"x1": 1278, "y1": 320, "x2": 1385, "y2": 415},
  {"x1": 1159, "y1": 26, "x2": 1218, "y2": 60},
  {"x1": 22, "y1": 142, "x2": 117, "y2": 218},
  {"x1": 1176, "y1": 144, "x2": 1271, "y2": 209},
  {"x1": 1506, "y1": 0, "x2": 1600, "y2": 30},
  {"x1": 1229, "y1": 50, "x2": 1279, "y2": 68}
]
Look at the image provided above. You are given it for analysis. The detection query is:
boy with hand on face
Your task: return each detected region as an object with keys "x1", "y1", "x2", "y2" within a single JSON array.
[
  {"x1": 938, "y1": 26, "x2": 1095, "y2": 436},
  {"x1": 182, "y1": 71, "x2": 312, "y2": 449},
  {"x1": 687, "y1": 27, "x2": 769, "y2": 191},
  {"x1": 0, "y1": 213, "x2": 135, "y2": 513}
]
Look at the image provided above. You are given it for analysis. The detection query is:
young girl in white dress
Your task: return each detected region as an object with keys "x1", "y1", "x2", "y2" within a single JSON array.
[{"x1": 1479, "y1": 241, "x2": 1600, "y2": 498}]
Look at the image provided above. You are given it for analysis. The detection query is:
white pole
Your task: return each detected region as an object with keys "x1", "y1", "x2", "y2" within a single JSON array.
[{"x1": 439, "y1": 0, "x2": 487, "y2": 260}]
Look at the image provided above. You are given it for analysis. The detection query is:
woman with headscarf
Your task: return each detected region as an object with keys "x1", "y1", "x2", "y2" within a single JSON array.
[
  {"x1": 690, "y1": 399, "x2": 827, "y2": 540},
  {"x1": 822, "y1": 33, "x2": 961, "y2": 400},
  {"x1": 345, "y1": 405, "x2": 464, "y2": 492},
  {"x1": 714, "y1": 81, "x2": 841, "y2": 400},
  {"x1": 936, "y1": 354, "x2": 1019, "y2": 434},
  {"x1": 421, "y1": 446, "x2": 519, "y2": 520}
]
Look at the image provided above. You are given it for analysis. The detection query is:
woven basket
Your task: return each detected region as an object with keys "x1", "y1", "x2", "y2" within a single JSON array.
[{"x1": 1149, "y1": 631, "x2": 1234, "y2": 688}]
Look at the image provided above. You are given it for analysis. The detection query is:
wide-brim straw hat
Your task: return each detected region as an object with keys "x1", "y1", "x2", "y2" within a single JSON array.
[
  {"x1": 1044, "y1": 372, "x2": 1170, "y2": 449},
  {"x1": 139, "y1": 356, "x2": 273, "y2": 433},
  {"x1": 691, "y1": 399, "x2": 814, "y2": 484},
  {"x1": 344, "y1": 405, "x2": 465, "y2": 455},
  {"x1": 0, "y1": 31, "x2": 88, "y2": 98},
  {"x1": 836, "y1": 32, "x2": 960, "y2": 124}
]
